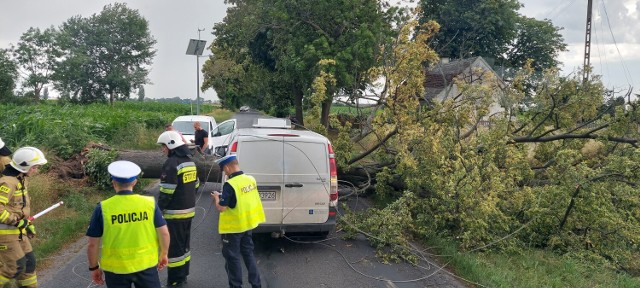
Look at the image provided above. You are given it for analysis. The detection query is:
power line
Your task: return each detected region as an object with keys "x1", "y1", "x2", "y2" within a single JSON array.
[{"x1": 600, "y1": 0, "x2": 635, "y2": 88}]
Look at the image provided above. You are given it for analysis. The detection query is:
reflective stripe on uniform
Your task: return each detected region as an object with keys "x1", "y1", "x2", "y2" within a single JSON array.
[
  {"x1": 0, "y1": 195, "x2": 8, "y2": 204},
  {"x1": 163, "y1": 208, "x2": 195, "y2": 219},
  {"x1": 0, "y1": 274, "x2": 11, "y2": 284},
  {"x1": 0, "y1": 210, "x2": 10, "y2": 222},
  {"x1": 159, "y1": 183, "x2": 177, "y2": 195},
  {"x1": 18, "y1": 275, "x2": 37, "y2": 287},
  {"x1": 176, "y1": 162, "x2": 196, "y2": 174},
  {"x1": 0, "y1": 223, "x2": 19, "y2": 234},
  {"x1": 168, "y1": 251, "x2": 191, "y2": 268}
]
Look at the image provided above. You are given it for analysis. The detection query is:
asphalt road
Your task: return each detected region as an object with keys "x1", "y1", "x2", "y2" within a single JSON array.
[{"x1": 38, "y1": 111, "x2": 467, "y2": 288}]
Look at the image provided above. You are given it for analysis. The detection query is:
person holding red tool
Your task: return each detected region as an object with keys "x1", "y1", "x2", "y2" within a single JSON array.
[{"x1": 0, "y1": 147, "x2": 48, "y2": 288}]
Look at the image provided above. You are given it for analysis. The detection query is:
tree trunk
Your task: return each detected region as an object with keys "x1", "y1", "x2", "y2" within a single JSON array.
[
  {"x1": 293, "y1": 86, "x2": 304, "y2": 126},
  {"x1": 320, "y1": 98, "x2": 332, "y2": 129},
  {"x1": 117, "y1": 150, "x2": 223, "y2": 182}
]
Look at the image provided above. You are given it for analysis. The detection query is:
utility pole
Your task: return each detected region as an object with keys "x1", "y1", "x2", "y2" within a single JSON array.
[
  {"x1": 196, "y1": 28, "x2": 205, "y2": 115},
  {"x1": 185, "y1": 30, "x2": 207, "y2": 115},
  {"x1": 583, "y1": 0, "x2": 593, "y2": 83}
]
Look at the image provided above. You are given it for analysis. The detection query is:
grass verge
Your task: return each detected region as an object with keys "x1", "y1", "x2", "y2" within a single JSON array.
[{"x1": 423, "y1": 236, "x2": 640, "y2": 288}]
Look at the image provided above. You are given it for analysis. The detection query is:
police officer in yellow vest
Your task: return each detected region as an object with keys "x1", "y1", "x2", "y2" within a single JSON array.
[
  {"x1": 0, "y1": 147, "x2": 45, "y2": 288},
  {"x1": 86, "y1": 160, "x2": 170, "y2": 288},
  {"x1": 0, "y1": 137, "x2": 12, "y2": 174},
  {"x1": 211, "y1": 155, "x2": 265, "y2": 288}
]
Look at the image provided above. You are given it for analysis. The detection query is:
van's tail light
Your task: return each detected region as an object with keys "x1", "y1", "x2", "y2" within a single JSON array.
[
  {"x1": 230, "y1": 141, "x2": 238, "y2": 153},
  {"x1": 328, "y1": 144, "x2": 338, "y2": 203}
]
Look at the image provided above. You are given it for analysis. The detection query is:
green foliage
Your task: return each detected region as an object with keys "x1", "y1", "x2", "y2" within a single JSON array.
[
  {"x1": 340, "y1": 192, "x2": 419, "y2": 264},
  {"x1": 11, "y1": 26, "x2": 58, "y2": 100},
  {"x1": 0, "y1": 101, "x2": 194, "y2": 158},
  {"x1": 85, "y1": 149, "x2": 118, "y2": 190},
  {"x1": 203, "y1": 0, "x2": 390, "y2": 124},
  {"x1": 0, "y1": 49, "x2": 17, "y2": 101},
  {"x1": 54, "y1": 3, "x2": 156, "y2": 104},
  {"x1": 419, "y1": 0, "x2": 566, "y2": 73}
]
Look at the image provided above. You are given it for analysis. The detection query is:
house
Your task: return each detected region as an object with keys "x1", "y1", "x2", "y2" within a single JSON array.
[{"x1": 424, "y1": 56, "x2": 506, "y2": 122}]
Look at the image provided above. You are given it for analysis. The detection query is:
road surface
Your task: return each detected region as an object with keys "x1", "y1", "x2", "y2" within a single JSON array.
[{"x1": 38, "y1": 112, "x2": 467, "y2": 287}]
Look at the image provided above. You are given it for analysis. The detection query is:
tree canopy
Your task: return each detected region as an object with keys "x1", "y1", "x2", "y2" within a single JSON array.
[
  {"x1": 11, "y1": 27, "x2": 58, "y2": 100},
  {"x1": 202, "y1": 0, "x2": 390, "y2": 126},
  {"x1": 0, "y1": 49, "x2": 17, "y2": 101},
  {"x1": 53, "y1": 3, "x2": 156, "y2": 104},
  {"x1": 419, "y1": 0, "x2": 567, "y2": 73}
]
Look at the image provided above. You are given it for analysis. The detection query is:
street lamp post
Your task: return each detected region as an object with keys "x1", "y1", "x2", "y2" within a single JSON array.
[{"x1": 185, "y1": 29, "x2": 207, "y2": 115}]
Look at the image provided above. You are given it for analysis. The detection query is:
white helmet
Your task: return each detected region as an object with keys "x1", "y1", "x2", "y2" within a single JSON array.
[
  {"x1": 157, "y1": 131, "x2": 185, "y2": 150},
  {"x1": 11, "y1": 147, "x2": 47, "y2": 173}
]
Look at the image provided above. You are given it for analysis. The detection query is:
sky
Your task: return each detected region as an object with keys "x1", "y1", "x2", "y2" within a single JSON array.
[
  {"x1": 0, "y1": 0, "x2": 228, "y2": 101},
  {"x1": 519, "y1": 0, "x2": 639, "y2": 93},
  {"x1": 1, "y1": 0, "x2": 638, "y2": 101}
]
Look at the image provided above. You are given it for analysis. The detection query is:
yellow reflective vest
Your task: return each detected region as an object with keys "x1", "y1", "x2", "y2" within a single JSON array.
[
  {"x1": 100, "y1": 194, "x2": 158, "y2": 274},
  {"x1": 219, "y1": 174, "x2": 265, "y2": 234}
]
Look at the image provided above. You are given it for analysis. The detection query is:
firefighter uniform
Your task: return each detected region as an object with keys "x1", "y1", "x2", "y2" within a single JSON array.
[
  {"x1": 158, "y1": 132, "x2": 199, "y2": 287},
  {"x1": 214, "y1": 155, "x2": 265, "y2": 288},
  {"x1": 0, "y1": 163, "x2": 40, "y2": 287}
]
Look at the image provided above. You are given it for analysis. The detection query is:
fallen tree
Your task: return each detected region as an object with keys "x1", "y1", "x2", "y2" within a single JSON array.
[{"x1": 117, "y1": 150, "x2": 223, "y2": 182}]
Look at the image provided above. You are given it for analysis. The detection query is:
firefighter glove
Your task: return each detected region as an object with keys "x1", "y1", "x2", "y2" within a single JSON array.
[
  {"x1": 15, "y1": 219, "x2": 30, "y2": 229},
  {"x1": 26, "y1": 224, "x2": 36, "y2": 238}
]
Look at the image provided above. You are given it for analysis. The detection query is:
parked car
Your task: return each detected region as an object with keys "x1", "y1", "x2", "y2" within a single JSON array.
[
  {"x1": 213, "y1": 118, "x2": 338, "y2": 237},
  {"x1": 239, "y1": 106, "x2": 250, "y2": 112}
]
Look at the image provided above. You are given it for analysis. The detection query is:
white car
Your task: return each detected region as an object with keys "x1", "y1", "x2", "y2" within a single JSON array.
[
  {"x1": 212, "y1": 118, "x2": 338, "y2": 237},
  {"x1": 239, "y1": 106, "x2": 250, "y2": 112}
]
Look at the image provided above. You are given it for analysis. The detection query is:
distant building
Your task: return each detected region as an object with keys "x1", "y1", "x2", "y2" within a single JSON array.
[{"x1": 424, "y1": 56, "x2": 506, "y2": 122}]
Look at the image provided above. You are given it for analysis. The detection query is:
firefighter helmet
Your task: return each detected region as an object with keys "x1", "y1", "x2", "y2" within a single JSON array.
[{"x1": 10, "y1": 147, "x2": 47, "y2": 173}]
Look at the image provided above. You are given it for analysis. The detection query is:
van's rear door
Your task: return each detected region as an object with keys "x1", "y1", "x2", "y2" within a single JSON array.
[
  {"x1": 236, "y1": 136, "x2": 284, "y2": 225},
  {"x1": 282, "y1": 139, "x2": 330, "y2": 224}
]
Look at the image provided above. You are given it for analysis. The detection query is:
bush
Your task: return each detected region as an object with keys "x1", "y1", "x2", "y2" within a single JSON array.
[{"x1": 84, "y1": 149, "x2": 118, "y2": 190}]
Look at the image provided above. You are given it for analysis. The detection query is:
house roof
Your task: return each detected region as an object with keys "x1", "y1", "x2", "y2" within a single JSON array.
[{"x1": 424, "y1": 56, "x2": 485, "y2": 100}]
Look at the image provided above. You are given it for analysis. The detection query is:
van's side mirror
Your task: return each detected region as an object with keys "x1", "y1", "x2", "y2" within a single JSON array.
[
  {"x1": 214, "y1": 146, "x2": 228, "y2": 157},
  {"x1": 213, "y1": 131, "x2": 222, "y2": 137}
]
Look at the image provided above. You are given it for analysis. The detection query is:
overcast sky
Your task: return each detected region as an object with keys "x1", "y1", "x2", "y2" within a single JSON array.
[{"x1": 1, "y1": 0, "x2": 638, "y2": 101}]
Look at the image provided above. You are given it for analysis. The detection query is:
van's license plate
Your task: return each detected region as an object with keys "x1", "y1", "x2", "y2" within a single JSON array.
[{"x1": 259, "y1": 191, "x2": 276, "y2": 201}]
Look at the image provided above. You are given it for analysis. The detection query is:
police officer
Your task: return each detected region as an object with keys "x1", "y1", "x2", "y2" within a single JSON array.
[
  {"x1": 86, "y1": 160, "x2": 170, "y2": 287},
  {"x1": 211, "y1": 155, "x2": 265, "y2": 288},
  {"x1": 0, "y1": 137, "x2": 12, "y2": 174},
  {"x1": 0, "y1": 147, "x2": 47, "y2": 288},
  {"x1": 157, "y1": 131, "x2": 199, "y2": 287}
]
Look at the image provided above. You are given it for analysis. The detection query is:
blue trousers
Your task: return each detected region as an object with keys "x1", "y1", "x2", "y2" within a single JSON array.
[
  {"x1": 103, "y1": 266, "x2": 161, "y2": 288},
  {"x1": 221, "y1": 230, "x2": 261, "y2": 288}
]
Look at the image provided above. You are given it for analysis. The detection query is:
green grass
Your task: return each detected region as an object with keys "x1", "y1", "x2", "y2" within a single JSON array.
[
  {"x1": 331, "y1": 105, "x2": 375, "y2": 115},
  {"x1": 423, "y1": 236, "x2": 640, "y2": 288}
]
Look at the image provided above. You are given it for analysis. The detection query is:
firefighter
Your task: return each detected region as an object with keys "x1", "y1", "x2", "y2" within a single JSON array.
[
  {"x1": 211, "y1": 155, "x2": 265, "y2": 288},
  {"x1": 157, "y1": 131, "x2": 199, "y2": 287},
  {"x1": 0, "y1": 147, "x2": 47, "y2": 288},
  {"x1": 86, "y1": 160, "x2": 170, "y2": 287},
  {"x1": 0, "y1": 137, "x2": 12, "y2": 174}
]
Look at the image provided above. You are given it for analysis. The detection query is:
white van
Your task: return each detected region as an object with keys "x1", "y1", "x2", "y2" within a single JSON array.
[
  {"x1": 213, "y1": 118, "x2": 338, "y2": 236},
  {"x1": 171, "y1": 115, "x2": 238, "y2": 154}
]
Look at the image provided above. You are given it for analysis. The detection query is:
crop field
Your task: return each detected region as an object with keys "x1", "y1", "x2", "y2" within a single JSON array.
[{"x1": 0, "y1": 101, "x2": 214, "y2": 158}]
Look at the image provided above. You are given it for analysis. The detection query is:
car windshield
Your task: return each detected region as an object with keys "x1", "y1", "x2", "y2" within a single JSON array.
[{"x1": 172, "y1": 121, "x2": 208, "y2": 135}]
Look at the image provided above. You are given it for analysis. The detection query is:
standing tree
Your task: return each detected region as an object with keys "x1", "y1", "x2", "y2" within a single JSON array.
[
  {"x1": 42, "y1": 86, "x2": 49, "y2": 100},
  {"x1": 11, "y1": 27, "x2": 58, "y2": 100},
  {"x1": 54, "y1": 3, "x2": 156, "y2": 104},
  {"x1": 203, "y1": 0, "x2": 389, "y2": 127},
  {"x1": 419, "y1": 0, "x2": 566, "y2": 73},
  {"x1": 137, "y1": 85, "x2": 145, "y2": 101},
  {"x1": 0, "y1": 49, "x2": 17, "y2": 101}
]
